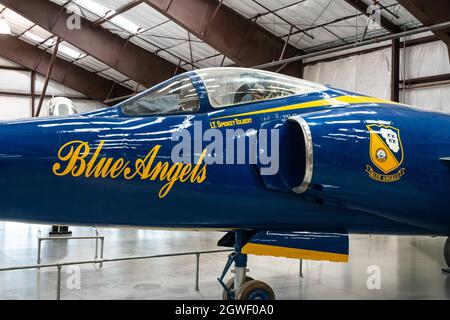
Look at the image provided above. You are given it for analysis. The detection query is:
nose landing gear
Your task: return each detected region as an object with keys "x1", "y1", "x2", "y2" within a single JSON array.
[
  {"x1": 218, "y1": 230, "x2": 276, "y2": 300},
  {"x1": 222, "y1": 276, "x2": 254, "y2": 300},
  {"x1": 236, "y1": 280, "x2": 275, "y2": 300}
]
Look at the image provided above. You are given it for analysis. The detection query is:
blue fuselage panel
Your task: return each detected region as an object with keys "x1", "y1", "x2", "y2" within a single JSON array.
[{"x1": 0, "y1": 87, "x2": 449, "y2": 236}]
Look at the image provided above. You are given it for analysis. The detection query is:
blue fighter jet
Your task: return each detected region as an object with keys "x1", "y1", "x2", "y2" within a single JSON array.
[{"x1": 0, "y1": 67, "x2": 449, "y2": 300}]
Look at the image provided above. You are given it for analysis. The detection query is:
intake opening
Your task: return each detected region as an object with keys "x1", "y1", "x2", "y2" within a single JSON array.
[{"x1": 279, "y1": 117, "x2": 313, "y2": 194}]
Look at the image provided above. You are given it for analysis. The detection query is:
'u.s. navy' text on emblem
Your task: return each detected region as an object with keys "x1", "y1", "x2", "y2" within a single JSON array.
[{"x1": 366, "y1": 124, "x2": 405, "y2": 182}]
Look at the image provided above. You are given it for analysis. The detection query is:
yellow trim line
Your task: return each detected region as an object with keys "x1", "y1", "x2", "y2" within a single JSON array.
[
  {"x1": 242, "y1": 243, "x2": 349, "y2": 263},
  {"x1": 211, "y1": 95, "x2": 401, "y2": 120}
]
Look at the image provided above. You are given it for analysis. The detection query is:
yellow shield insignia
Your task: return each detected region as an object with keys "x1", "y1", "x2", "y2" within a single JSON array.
[{"x1": 366, "y1": 124, "x2": 405, "y2": 182}]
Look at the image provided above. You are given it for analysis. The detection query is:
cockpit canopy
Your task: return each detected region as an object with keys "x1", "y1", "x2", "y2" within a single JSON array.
[
  {"x1": 197, "y1": 68, "x2": 327, "y2": 108},
  {"x1": 121, "y1": 68, "x2": 327, "y2": 116}
]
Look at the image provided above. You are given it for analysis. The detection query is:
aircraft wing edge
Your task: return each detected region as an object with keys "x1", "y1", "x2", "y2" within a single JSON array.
[{"x1": 241, "y1": 231, "x2": 349, "y2": 263}]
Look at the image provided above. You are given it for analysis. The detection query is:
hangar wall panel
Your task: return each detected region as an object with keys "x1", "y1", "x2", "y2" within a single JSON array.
[
  {"x1": 0, "y1": 70, "x2": 31, "y2": 94},
  {"x1": 402, "y1": 41, "x2": 450, "y2": 113},
  {"x1": 0, "y1": 96, "x2": 31, "y2": 119},
  {"x1": 404, "y1": 85, "x2": 450, "y2": 114},
  {"x1": 304, "y1": 49, "x2": 392, "y2": 100},
  {"x1": 401, "y1": 41, "x2": 450, "y2": 80},
  {"x1": 304, "y1": 40, "x2": 450, "y2": 113}
]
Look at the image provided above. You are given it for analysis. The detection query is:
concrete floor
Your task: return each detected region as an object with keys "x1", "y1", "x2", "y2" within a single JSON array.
[{"x1": 0, "y1": 221, "x2": 449, "y2": 300}]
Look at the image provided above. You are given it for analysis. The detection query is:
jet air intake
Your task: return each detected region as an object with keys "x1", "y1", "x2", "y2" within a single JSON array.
[{"x1": 258, "y1": 116, "x2": 313, "y2": 194}]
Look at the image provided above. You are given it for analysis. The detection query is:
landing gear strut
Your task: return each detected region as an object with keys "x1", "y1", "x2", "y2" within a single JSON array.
[
  {"x1": 443, "y1": 237, "x2": 450, "y2": 273},
  {"x1": 218, "y1": 231, "x2": 275, "y2": 300}
]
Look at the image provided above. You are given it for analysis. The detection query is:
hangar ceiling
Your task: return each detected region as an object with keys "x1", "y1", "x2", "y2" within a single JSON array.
[{"x1": 0, "y1": 0, "x2": 444, "y2": 104}]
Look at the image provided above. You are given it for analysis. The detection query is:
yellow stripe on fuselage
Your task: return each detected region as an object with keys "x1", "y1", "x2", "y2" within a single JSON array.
[
  {"x1": 211, "y1": 95, "x2": 400, "y2": 121},
  {"x1": 242, "y1": 243, "x2": 349, "y2": 263}
]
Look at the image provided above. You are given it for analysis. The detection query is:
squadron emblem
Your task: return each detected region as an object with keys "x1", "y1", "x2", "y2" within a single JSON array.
[{"x1": 366, "y1": 124, "x2": 405, "y2": 182}]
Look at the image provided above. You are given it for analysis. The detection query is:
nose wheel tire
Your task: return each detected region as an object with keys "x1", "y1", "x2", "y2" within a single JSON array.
[
  {"x1": 236, "y1": 280, "x2": 276, "y2": 300},
  {"x1": 445, "y1": 237, "x2": 450, "y2": 268},
  {"x1": 222, "y1": 276, "x2": 254, "y2": 300}
]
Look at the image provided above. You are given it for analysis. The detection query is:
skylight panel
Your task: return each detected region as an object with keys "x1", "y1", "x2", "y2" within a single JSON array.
[
  {"x1": 72, "y1": 0, "x2": 142, "y2": 34},
  {"x1": 23, "y1": 32, "x2": 86, "y2": 60},
  {"x1": 72, "y1": 0, "x2": 111, "y2": 17},
  {"x1": 110, "y1": 15, "x2": 142, "y2": 34}
]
